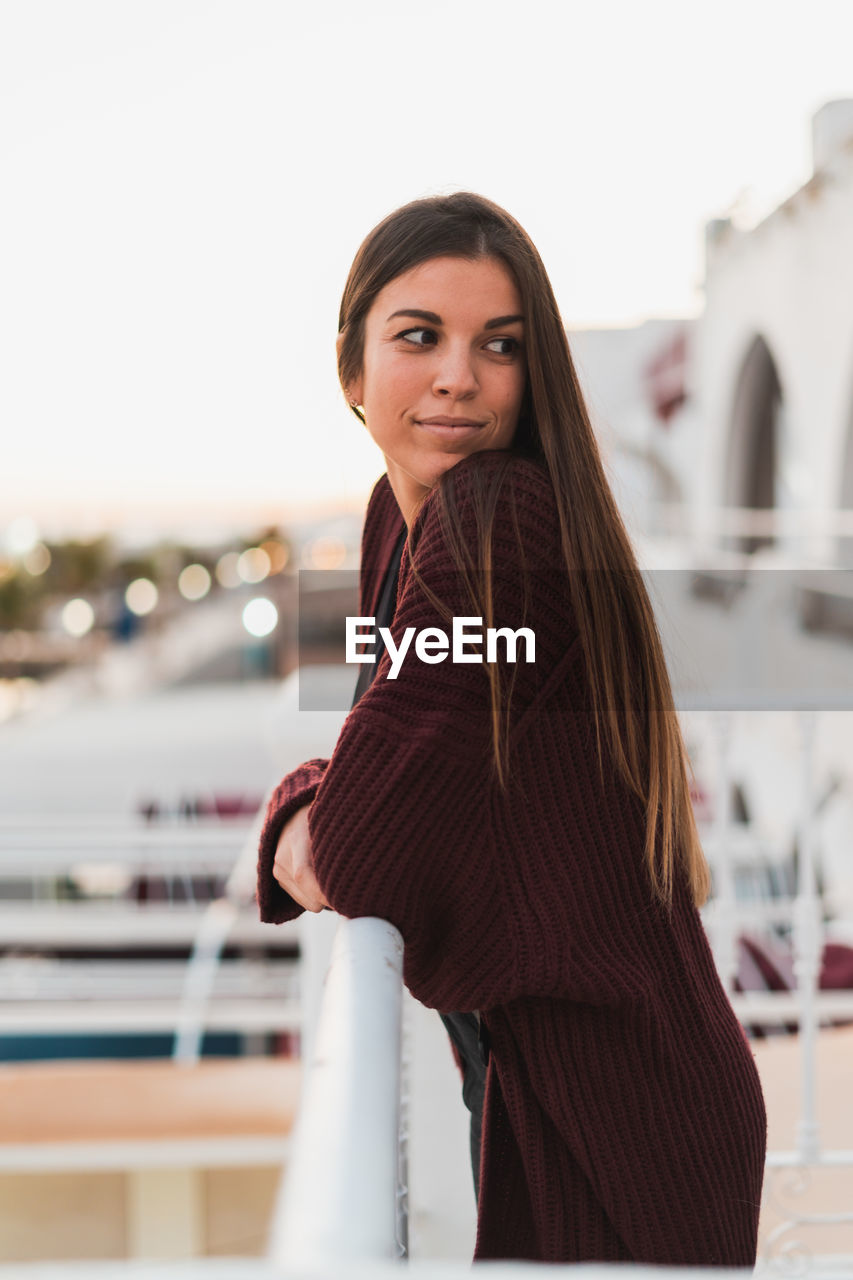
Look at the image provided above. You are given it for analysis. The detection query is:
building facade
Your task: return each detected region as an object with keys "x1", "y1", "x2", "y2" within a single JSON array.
[{"x1": 696, "y1": 99, "x2": 853, "y2": 564}]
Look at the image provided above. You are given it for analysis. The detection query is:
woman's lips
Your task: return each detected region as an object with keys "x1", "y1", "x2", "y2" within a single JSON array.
[{"x1": 415, "y1": 417, "x2": 488, "y2": 441}]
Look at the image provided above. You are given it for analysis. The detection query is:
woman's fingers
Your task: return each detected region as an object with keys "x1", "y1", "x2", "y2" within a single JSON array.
[{"x1": 272, "y1": 805, "x2": 330, "y2": 913}]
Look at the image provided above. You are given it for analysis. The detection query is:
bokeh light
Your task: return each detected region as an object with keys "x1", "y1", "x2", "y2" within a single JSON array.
[
  {"x1": 0, "y1": 677, "x2": 39, "y2": 724},
  {"x1": 71, "y1": 862, "x2": 133, "y2": 897},
  {"x1": 237, "y1": 547, "x2": 271, "y2": 583},
  {"x1": 215, "y1": 551, "x2": 241, "y2": 588},
  {"x1": 178, "y1": 563, "x2": 212, "y2": 601},
  {"x1": 62, "y1": 598, "x2": 95, "y2": 637},
  {"x1": 260, "y1": 538, "x2": 290, "y2": 573},
  {"x1": 22, "y1": 543, "x2": 51, "y2": 575},
  {"x1": 242, "y1": 597, "x2": 278, "y2": 637},
  {"x1": 125, "y1": 578, "x2": 159, "y2": 616},
  {"x1": 307, "y1": 536, "x2": 347, "y2": 570},
  {"x1": 6, "y1": 516, "x2": 39, "y2": 556}
]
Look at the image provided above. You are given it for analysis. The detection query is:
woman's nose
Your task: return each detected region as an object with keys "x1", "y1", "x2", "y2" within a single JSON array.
[{"x1": 432, "y1": 344, "x2": 479, "y2": 398}]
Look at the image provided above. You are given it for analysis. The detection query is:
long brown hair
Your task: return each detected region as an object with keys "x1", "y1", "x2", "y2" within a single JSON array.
[{"x1": 337, "y1": 192, "x2": 709, "y2": 909}]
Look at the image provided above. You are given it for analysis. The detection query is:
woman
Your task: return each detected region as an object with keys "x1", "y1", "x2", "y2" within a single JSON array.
[{"x1": 257, "y1": 192, "x2": 767, "y2": 1266}]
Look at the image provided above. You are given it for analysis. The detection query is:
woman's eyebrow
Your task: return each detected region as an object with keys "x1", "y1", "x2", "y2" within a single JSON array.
[
  {"x1": 484, "y1": 314, "x2": 524, "y2": 329},
  {"x1": 386, "y1": 308, "x2": 442, "y2": 324},
  {"x1": 385, "y1": 309, "x2": 524, "y2": 328}
]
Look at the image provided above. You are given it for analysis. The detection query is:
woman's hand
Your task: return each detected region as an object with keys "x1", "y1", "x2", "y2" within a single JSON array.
[{"x1": 272, "y1": 805, "x2": 330, "y2": 913}]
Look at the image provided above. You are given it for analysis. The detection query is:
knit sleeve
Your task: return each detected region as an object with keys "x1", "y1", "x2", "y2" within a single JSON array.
[
  {"x1": 256, "y1": 759, "x2": 328, "y2": 924},
  {"x1": 255, "y1": 474, "x2": 403, "y2": 926},
  {"x1": 305, "y1": 454, "x2": 574, "y2": 1012}
]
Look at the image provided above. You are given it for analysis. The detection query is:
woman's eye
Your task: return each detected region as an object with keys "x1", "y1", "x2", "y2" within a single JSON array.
[
  {"x1": 484, "y1": 337, "x2": 520, "y2": 356},
  {"x1": 397, "y1": 327, "x2": 437, "y2": 346}
]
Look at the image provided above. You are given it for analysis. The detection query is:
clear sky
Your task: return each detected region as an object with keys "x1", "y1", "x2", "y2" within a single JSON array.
[{"x1": 2, "y1": 0, "x2": 852, "y2": 539}]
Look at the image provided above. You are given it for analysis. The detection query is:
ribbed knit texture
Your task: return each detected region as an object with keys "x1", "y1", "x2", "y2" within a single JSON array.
[{"x1": 257, "y1": 450, "x2": 767, "y2": 1266}]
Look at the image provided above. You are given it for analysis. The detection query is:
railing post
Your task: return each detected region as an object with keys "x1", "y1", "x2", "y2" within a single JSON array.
[
  {"x1": 173, "y1": 800, "x2": 268, "y2": 1064},
  {"x1": 396, "y1": 999, "x2": 411, "y2": 1259},
  {"x1": 712, "y1": 710, "x2": 738, "y2": 994},
  {"x1": 269, "y1": 915, "x2": 405, "y2": 1268},
  {"x1": 172, "y1": 896, "x2": 237, "y2": 1064},
  {"x1": 793, "y1": 709, "x2": 822, "y2": 1164}
]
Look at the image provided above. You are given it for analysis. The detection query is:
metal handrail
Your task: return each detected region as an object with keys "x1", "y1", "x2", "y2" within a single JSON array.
[
  {"x1": 173, "y1": 794, "x2": 272, "y2": 1064},
  {"x1": 268, "y1": 915, "x2": 405, "y2": 1268},
  {"x1": 647, "y1": 503, "x2": 853, "y2": 539}
]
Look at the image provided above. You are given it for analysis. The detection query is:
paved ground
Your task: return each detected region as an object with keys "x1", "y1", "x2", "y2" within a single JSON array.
[{"x1": 752, "y1": 1024, "x2": 853, "y2": 1264}]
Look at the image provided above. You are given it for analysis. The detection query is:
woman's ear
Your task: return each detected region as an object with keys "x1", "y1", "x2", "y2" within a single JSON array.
[{"x1": 336, "y1": 331, "x2": 363, "y2": 409}]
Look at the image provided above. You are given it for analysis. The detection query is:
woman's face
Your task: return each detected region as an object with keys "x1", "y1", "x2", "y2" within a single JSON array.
[{"x1": 345, "y1": 255, "x2": 527, "y2": 525}]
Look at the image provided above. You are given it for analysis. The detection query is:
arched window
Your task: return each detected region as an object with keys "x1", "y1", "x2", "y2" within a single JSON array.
[{"x1": 725, "y1": 336, "x2": 784, "y2": 553}]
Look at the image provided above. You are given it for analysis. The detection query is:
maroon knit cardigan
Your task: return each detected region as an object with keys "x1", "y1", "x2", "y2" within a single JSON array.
[{"x1": 257, "y1": 451, "x2": 767, "y2": 1266}]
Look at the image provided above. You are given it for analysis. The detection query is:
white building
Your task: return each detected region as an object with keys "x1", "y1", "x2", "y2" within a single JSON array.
[
  {"x1": 571, "y1": 100, "x2": 853, "y2": 568},
  {"x1": 696, "y1": 99, "x2": 853, "y2": 564},
  {"x1": 569, "y1": 318, "x2": 697, "y2": 535}
]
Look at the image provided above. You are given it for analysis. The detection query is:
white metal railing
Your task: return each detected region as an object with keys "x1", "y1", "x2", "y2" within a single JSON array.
[
  {"x1": 0, "y1": 955, "x2": 295, "y2": 1001},
  {"x1": 0, "y1": 814, "x2": 251, "y2": 891},
  {"x1": 0, "y1": 803, "x2": 299, "y2": 1043},
  {"x1": 0, "y1": 1261, "x2": 758, "y2": 1278},
  {"x1": 173, "y1": 793, "x2": 274, "y2": 1063},
  {"x1": 646, "y1": 503, "x2": 853, "y2": 551},
  {"x1": 268, "y1": 916, "x2": 406, "y2": 1269},
  {"x1": 0, "y1": 902, "x2": 291, "y2": 948},
  {"x1": 683, "y1": 695, "x2": 853, "y2": 1276}
]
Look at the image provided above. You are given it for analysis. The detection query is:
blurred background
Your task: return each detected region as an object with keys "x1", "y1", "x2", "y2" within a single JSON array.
[{"x1": 3, "y1": 0, "x2": 853, "y2": 1272}]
